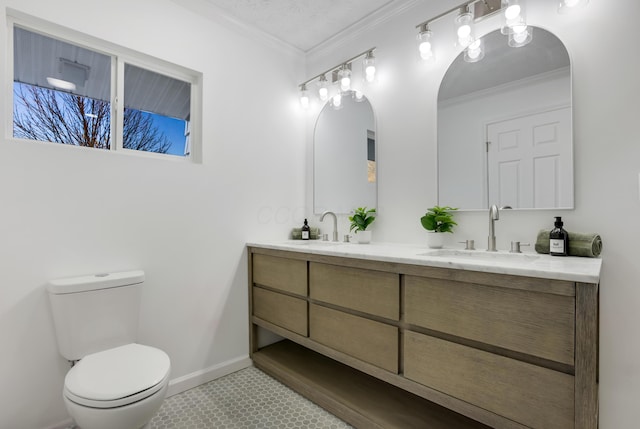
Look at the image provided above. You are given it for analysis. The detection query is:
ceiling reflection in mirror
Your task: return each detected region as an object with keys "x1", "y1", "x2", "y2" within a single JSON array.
[
  {"x1": 314, "y1": 91, "x2": 376, "y2": 214},
  {"x1": 438, "y1": 27, "x2": 573, "y2": 210}
]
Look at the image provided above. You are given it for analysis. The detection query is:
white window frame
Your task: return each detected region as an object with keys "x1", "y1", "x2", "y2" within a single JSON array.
[{"x1": 6, "y1": 9, "x2": 203, "y2": 163}]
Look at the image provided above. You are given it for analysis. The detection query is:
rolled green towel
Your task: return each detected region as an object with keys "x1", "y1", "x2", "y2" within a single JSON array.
[
  {"x1": 291, "y1": 227, "x2": 320, "y2": 240},
  {"x1": 535, "y1": 229, "x2": 602, "y2": 257}
]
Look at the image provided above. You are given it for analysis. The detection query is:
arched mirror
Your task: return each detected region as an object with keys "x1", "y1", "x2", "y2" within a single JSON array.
[
  {"x1": 438, "y1": 27, "x2": 572, "y2": 210},
  {"x1": 314, "y1": 92, "x2": 376, "y2": 214}
]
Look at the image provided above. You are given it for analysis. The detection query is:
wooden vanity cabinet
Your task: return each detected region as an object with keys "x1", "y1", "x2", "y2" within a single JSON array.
[
  {"x1": 251, "y1": 253, "x2": 308, "y2": 336},
  {"x1": 248, "y1": 247, "x2": 599, "y2": 429}
]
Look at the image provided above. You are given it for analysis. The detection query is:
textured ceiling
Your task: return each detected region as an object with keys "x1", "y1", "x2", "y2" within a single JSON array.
[{"x1": 200, "y1": 0, "x2": 400, "y2": 52}]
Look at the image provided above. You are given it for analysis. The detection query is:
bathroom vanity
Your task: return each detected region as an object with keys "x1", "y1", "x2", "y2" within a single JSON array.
[{"x1": 247, "y1": 242, "x2": 601, "y2": 429}]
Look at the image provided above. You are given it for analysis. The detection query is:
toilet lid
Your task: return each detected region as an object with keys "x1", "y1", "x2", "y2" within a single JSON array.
[{"x1": 65, "y1": 343, "x2": 170, "y2": 403}]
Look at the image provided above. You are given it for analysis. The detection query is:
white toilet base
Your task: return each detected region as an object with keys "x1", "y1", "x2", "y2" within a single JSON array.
[{"x1": 64, "y1": 381, "x2": 167, "y2": 429}]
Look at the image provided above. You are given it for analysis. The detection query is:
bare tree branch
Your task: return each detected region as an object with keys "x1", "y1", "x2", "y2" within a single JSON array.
[{"x1": 13, "y1": 84, "x2": 172, "y2": 154}]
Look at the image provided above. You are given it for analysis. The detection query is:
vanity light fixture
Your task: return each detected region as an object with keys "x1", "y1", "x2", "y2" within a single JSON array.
[
  {"x1": 454, "y1": 6, "x2": 475, "y2": 48},
  {"x1": 507, "y1": 23, "x2": 533, "y2": 47},
  {"x1": 363, "y1": 51, "x2": 376, "y2": 83},
  {"x1": 464, "y1": 37, "x2": 485, "y2": 62},
  {"x1": 558, "y1": 0, "x2": 589, "y2": 13},
  {"x1": 416, "y1": 23, "x2": 435, "y2": 62},
  {"x1": 414, "y1": 0, "x2": 578, "y2": 65},
  {"x1": 299, "y1": 83, "x2": 310, "y2": 109},
  {"x1": 330, "y1": 93, "x2": 343, "y2": 110},
  {"x1": 501, "y1": 0, "x2": 524, "y2": 35},
  {"x1": 338, "y1": 64, "x2": 352, "y2": 92},
  {"x1": 296, "y1": 47, "x2": 376, "y2": 108},
  {"x1": 317, "y1": 74, "x2": 330, "y2": 101}
]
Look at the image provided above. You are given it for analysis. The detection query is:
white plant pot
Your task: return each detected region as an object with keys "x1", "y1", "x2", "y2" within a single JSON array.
[
  {"x1": 355, "y1": 230, "x2": 372, "y2": 244},
  {"x1": 426, "y1": 231, "x2": 445, "y2": 249}
]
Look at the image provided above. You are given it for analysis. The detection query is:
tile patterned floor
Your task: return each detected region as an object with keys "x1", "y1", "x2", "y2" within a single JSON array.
[{"x1": 148, "y1": 366, "x2": 352, "y2": 428}]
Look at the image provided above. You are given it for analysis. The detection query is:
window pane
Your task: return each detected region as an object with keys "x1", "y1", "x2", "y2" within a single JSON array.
[
  {"x1": 124, "y1": 64, "x2": 190, "y2": 156},
  {"x1": 13, "y1": 27, "x2": 112, "y2": 148}
]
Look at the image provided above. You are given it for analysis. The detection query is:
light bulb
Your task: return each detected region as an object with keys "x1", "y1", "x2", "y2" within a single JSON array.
[
  {"x1": 417, "y1": 27, "x2": 434, "y2": 62},
  {"x1": 341, "y1": 76, "x2": 351, "y2": 91},
  {"x1": 331, "y1": 93, "x2": 343, "y2": 110},
  {"x1": 513, "y1": 26, "x2": 528, "y2": 43},
  {"x1": 505, "y1": 4, "x2": 521, "y2": 20},
  {"x1": 300, "y1": 93, "x2": 309, "y2": 109},
  {"x1": 365, "y1": 65, "x2": 376, "y2": 82},
  {"x1": 558, "y1": 0, "x2": 589, "y2": 12},
  {"x1": 338, "y1": 66, "x2": 352, "y2": 92},
  {"x1": 317, "y1": 75, "x2": 330, "y2": 101},
  {"x1": 502, "y1": 0, "x2": 527, "y2": 35},
  {"x1": 508, "y1": 24, "x2": 532, "y2": 47},
  {"x1": 299, "y1": 85, "x2": 309, "y2": 109},
  {"x1": 464, "y1": 38, "x2": 484, "y2": 63},
  {"x1": 363, "y1": 51, "x2": 376, "y2": 83},
  {"x1": 457, "y1": 24, "x2": 471, "y2": 39},
  {"x1": 454, "y1": 11, "x2": 474, "y2": 48},
  {"x1": 468, "y1": 49, "x2": 481, "y2": 60},
  {"x1": 318, "y1": 87, "x2": 328, "y2": 101}
]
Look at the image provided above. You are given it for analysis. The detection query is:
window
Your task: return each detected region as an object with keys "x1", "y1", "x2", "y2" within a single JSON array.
[{"x1": 10, "y1": 18, "x2": 201, "y2": 161}]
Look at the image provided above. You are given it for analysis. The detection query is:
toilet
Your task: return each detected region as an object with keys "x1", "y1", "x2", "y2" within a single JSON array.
[{"x1": 47, "y1": 270, "x2": 171, "y2": 429}]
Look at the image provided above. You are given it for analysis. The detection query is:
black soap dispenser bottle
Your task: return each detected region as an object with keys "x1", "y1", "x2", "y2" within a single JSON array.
[
  {"x1": 549, "y1": 216, "x2": 569, "y2": 256},
  {"x1": 301, "y1": 219, "x2": 311, "y2": 240}
]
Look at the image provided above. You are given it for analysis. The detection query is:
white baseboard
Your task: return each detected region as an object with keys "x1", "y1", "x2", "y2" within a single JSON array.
[{"x1": 166, "y1": 355, "x2": 252, "y2": 397}]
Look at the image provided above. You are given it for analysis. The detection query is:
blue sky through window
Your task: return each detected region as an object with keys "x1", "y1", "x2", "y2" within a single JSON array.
[
  {"x1": 143, "y1": 112, "x2": 187, "y2": 156},
  {"x1": 14, "y1": 82, "x2": 187, "y2": 156}
]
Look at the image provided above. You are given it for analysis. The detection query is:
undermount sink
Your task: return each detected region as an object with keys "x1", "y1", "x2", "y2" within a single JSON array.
[{"x1": 419, "y1": 248, "x2": 541, "y2": 262}]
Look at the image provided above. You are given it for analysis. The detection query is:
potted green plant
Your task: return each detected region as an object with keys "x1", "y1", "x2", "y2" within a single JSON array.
[
  {"x1": 420, "y1": 206, "x2": 457, "y2": 248},
  {"x1": 349, "y1": 207, "x2": 376, "y2": 244}
]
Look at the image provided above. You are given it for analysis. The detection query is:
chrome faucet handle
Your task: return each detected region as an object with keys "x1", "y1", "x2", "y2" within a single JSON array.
[
  {"x1": 509, "y1": 241, "x2": 530, "y2": 253},
  {"x1": 459, "y1": 240, "x2": 475, "y2": 250}
]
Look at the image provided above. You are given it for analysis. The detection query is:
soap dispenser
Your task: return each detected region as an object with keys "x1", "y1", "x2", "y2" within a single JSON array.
[
  {"x1": 549, "y1": 216, "x2": 569, "y2": 256},
  {"x1": 301, "y1": 219, "x2": 311, "y2": 240}
]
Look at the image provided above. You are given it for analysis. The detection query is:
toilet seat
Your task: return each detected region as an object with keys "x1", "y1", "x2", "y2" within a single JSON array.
[{"x1": 64, "y1": 343, "x2": 171, "y2": 409}]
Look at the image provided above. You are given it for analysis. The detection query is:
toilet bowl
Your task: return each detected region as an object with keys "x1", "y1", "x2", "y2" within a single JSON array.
[
  {"x1": 47, "y1": 270, "x2": 171, "y2": 429},
  {"x1": 63, "y1": 343, "x2": 171, "y2": 429}
]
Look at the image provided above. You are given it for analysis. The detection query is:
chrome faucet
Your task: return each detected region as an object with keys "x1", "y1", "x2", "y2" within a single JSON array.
[
  {"x1": 487, "y1": 204, "x2": 500, "y2": 252},
  {"x1": 320, "y1": 211, "x2": 338, "y2": 242}
]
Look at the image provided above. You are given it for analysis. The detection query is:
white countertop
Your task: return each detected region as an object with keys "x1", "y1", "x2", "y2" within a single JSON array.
[{"x1": 247, "y1": 240, "x2": 602, "y2": 284}]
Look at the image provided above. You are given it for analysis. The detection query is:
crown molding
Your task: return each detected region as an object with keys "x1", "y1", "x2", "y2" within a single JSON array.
[
  {"x1": 170, "y1": 0, "x2": 305, "y2": 58},
  {"x1": 306, "y1": 0, "x2": 420, "y2": 57}
]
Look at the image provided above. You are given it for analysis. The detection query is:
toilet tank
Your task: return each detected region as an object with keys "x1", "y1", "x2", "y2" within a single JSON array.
[{"x1": 47, "y1": 270, "x2": 145, "y2": 361}]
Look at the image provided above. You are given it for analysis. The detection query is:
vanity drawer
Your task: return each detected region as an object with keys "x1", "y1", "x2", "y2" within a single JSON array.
[
  {"x1": 404, "y1": 331, "x2": 574, "y2": 429},
  {"x1": 404, "y1": 275, "x2": 575, "y2": 365},
  {"x1": 252, "y1": 253, "x2": 307, "y2": 296},
  {"x1": 310, "y1": 304, "x2": 398, "y2": 373},
  {"x1": 253, "y1": 287, "x2": 307, "y2": 336},
  {"x1": 309, "y1": 262, "x2": 399, "y2": 320}
]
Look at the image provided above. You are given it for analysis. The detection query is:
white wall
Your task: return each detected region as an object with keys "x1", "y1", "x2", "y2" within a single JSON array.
[
  {"x1": 306, "y1": 0, "x2": 640, "y2": 427},
  {"x1": 0, "y1": 1, "x2": 305, "y2": 428}
]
